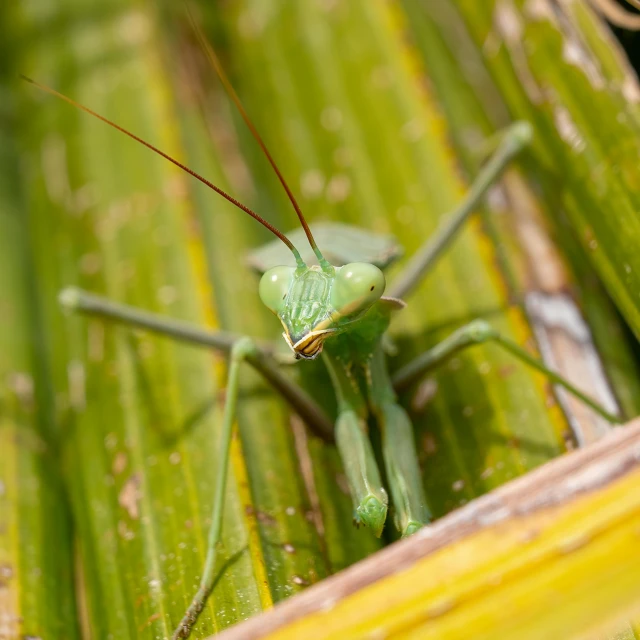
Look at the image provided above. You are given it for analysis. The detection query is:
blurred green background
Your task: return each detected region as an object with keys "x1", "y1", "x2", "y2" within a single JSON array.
[{"x1": 2, "y1": 1, "x2": 640, "y2": 638}]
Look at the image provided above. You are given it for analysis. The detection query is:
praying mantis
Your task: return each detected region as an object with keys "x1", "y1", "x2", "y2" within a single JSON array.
[{"x1": 21, "y1": 8, "x2": 623, "y2": 640}]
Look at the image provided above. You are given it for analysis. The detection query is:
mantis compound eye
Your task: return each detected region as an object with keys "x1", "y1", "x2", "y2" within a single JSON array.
[
  {"x1": 330, "y1": 262, "x2": 385, "y2": 317},
  {"x1": 259, "y1": 265, "x2": 297, "y2": 315}
]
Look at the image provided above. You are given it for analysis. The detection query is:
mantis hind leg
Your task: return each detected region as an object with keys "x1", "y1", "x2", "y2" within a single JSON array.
[
  {"x1": 392, "y1": 319, "x2": 621, "y2": 424},
  {"x1": 172, "y1": 337, "x2": 259, "y2": 639},
  {"x1": 59, "y1": 287, "x2": 334, "y2": 440},
  {"x1": 388, "y1": 121, "x2": 532, "y2": 300}
]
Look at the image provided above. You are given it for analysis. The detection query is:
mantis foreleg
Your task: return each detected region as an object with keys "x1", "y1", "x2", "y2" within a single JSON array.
[
  {"x1": 392, "y1": 319, "x2": 621, "y2": 424},
  {"x1": 335, "y1": 410, "x2": 388, "y2": 537},
  {"x1": 322, "y1": 351, "x2": 388, "y2": 536},
  {"x1": 376, "y1": 401, "x2": 431, "y2": 536},
  {"x1": 369, "y1": 346, "x2": 431, "y2": 536},
  {"x1": 388, "y1": 121, "x2": 532, "y2": 300}
]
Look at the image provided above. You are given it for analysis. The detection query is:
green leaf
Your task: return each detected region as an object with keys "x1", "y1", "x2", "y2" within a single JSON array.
[
  {"x1": 0, "y1": 77, "x2": 78, "y2": 639},
  {"x1": 2, "y1": 0, "x2": 639, "y2": 638},
  {"x1": 436, "y1": 0, "x2": 640, "y2": 341},
  {"x1": 400, "y1": 0, "x2": 640, "y2": 425}
]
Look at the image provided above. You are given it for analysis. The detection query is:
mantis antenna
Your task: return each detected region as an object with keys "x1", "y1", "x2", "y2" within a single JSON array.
[
  {"x1": 20, "y1": 74, "x2": 307, "y2": 270},
  {"x1": 186, "y1": 7, "x2": 333, "y2": 271}
]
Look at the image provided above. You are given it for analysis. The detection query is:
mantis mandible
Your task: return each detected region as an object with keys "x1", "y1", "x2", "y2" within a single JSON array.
[{"x1": 23, "y1": 14, "x2": 621, "y2": 640}]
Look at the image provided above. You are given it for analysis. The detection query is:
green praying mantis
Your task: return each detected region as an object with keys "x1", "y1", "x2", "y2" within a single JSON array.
[{"x1": 23, "y1": 14, "x2": 622, "y2": 640}]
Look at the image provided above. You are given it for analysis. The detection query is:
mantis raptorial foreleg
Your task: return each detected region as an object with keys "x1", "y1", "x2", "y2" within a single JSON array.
[
  {"x1": 322, "y1": 350, "x2": 388, "y2": 536},
  {"x1": 367, "y1": 346, "x2": 431, "y2": 536},
  {"x1": 335, "y1": 410, "x2": 388, "y2": 537},
  {"x1": 391, "y1": 319, "x2": 621, "y2": 424},
  {"x1": 388, "y1": 121, "x2": 533, "y2": 300},
  {"x1": 377, "y1": 400, "x2": 431, "y2": 536},
  {"x1": 59, "y1": 287, "x2": 334, "y2": 440}
]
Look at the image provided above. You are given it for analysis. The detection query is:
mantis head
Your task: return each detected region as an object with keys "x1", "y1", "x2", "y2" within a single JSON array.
[{"x1": 259, "y1": 261, "x2": 385, "y2": 359}]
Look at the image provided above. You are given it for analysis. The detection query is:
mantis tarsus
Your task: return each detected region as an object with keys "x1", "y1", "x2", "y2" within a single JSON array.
[{"x1": 24, "y1": 15, "x2": 622, "y2": 640}]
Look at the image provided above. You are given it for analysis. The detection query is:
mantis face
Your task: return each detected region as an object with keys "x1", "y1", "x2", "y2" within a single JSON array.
[{"x1": 259, "y1": 262, "x2": 385, "y2": 359}]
